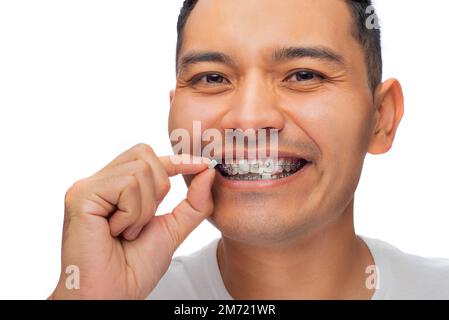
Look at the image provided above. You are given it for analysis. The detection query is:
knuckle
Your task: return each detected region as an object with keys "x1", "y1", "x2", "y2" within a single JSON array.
[
  {"x1": 63, "y1": 179, "x2": 93, "y2": 221},
  {"x1": 159, "y1": 179, "x2": 171, "y2": 198},
  {"x1": 133, "y1": 143, "x2": 154, "y2": 156},
  {"x1": 124, "y1": 175, "x2": 139, "y2": 191},
  {"x1": 135, "y1": 159, "x2": 152, "y2": 176},
  {"x1": 65, "y1": 179, "x2": 87, "y2": 203}
]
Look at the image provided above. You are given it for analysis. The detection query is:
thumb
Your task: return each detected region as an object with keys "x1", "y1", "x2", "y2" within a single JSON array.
[
  {"x1": 169, "y1": 167, "x2": 216, "y2": 245},
  {"x1": 135, "y1": 167, "x2": 216, "y2": 254}
]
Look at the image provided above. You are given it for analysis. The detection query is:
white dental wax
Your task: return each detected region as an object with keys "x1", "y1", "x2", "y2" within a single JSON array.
[{"x1": 208, "y1": 159, "x2": 218, "y2": 169}]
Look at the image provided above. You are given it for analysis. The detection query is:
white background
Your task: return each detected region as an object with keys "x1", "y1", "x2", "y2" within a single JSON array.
[{"x1": 0, "y1": 0, "x2": 448, "y2": 299}]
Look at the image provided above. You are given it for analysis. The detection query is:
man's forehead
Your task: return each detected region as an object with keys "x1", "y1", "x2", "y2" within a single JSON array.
[{"x1": 180, "y1": 0, "x2": 355, "y2": 63}]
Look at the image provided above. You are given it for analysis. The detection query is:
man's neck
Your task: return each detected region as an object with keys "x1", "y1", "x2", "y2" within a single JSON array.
[{"x1": 216, "y1": 201, "x2": 376, "y2": 299}]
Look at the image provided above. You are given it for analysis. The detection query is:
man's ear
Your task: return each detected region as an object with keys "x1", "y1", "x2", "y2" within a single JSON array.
[
  {"x1": 169, "y1": 90, "x2": 175, "y2": 107},
  {"x1": 368, "y1": 78, "x2": 404, "y2": 155}
]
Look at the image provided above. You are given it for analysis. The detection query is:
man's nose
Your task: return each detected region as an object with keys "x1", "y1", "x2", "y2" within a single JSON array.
[{"x1": 219, "y1": 72, "x2": 285, "y2": 132}]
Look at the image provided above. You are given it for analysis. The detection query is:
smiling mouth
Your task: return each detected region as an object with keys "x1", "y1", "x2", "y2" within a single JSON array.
[{"x1": 215, "y1": 157, "x2": 310, "y2": 181}]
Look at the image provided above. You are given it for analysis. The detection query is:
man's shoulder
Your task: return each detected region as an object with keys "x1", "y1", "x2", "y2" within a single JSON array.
[
  {"x1": 363, "y1": 236, "x2": 449, "y2": 299},
  {"x1": 364, "y1": 236, "x2": 449, "y2": 274}
]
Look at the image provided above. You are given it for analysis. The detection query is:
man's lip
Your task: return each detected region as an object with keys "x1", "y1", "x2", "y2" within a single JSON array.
[{"x1": 213, "y1": 150, "x2": 313, "y2": 163}]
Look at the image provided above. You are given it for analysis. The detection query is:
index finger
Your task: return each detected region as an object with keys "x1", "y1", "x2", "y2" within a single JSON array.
[{"x1": 159, "y1": 155, "x2": 213, "y2": 177}]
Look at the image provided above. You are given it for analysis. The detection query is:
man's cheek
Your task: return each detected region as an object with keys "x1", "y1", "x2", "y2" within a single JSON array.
[{"x1": 170, "y1": 102, "x2": 220, "y2": 133}]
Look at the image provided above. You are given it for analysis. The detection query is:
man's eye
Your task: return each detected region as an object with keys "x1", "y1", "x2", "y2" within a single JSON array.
[
  {"x1": 192, "y1": 73, "x2": 230, "y2": 85},
  {"x1": 285, "y1": 70, "x2": 324, "y2": 82}
]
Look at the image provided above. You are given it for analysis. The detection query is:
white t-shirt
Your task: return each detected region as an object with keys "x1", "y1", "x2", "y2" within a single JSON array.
[{"x1": 147, "y1": 236, "x2": 449, "y2": 300}]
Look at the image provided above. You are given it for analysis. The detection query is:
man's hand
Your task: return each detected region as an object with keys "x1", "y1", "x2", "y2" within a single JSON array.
[{"x1": 50, "y1": 144, "x2": 216, "y2": 299}]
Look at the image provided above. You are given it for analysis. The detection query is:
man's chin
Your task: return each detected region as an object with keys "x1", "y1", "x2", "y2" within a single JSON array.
[{"x1": 207, "y1": 204, "x2": 315, "y2": 246}]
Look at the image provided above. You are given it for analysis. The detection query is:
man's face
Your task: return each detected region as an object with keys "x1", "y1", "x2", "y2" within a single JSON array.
[{"x1": 168, "y1": 0, "x2": 376, "y2": 244}]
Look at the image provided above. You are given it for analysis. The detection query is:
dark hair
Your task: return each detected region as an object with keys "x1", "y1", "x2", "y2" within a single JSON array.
[{"x1": 176, "y1": 0, "x2": 382, "y2": 93}]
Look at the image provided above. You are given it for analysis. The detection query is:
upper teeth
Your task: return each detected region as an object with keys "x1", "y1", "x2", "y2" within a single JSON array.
[
  {"x1": 238, "y1": 159, "x2": 250, "y2": 174},
  {"x1": 218, "y1": 159, "x2": 301, "y2": 175},
  {"x1": 264, "y1": 159, "x2": 275, "y2": 173},
  {"x1": 249, "y1": 159, "x2": 261, "y2": 174}
]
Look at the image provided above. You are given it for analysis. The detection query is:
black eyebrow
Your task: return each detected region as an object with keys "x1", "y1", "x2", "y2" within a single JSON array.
[
  {"x1": 272, "y1": 46, "x2": 345, "y2": 66},
  {"x1": 177, "y1": 46, "x2": 345, "y2": 74},
  {"x1": 177, "y1": 51, "x2": 236, "y2": 74}
]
